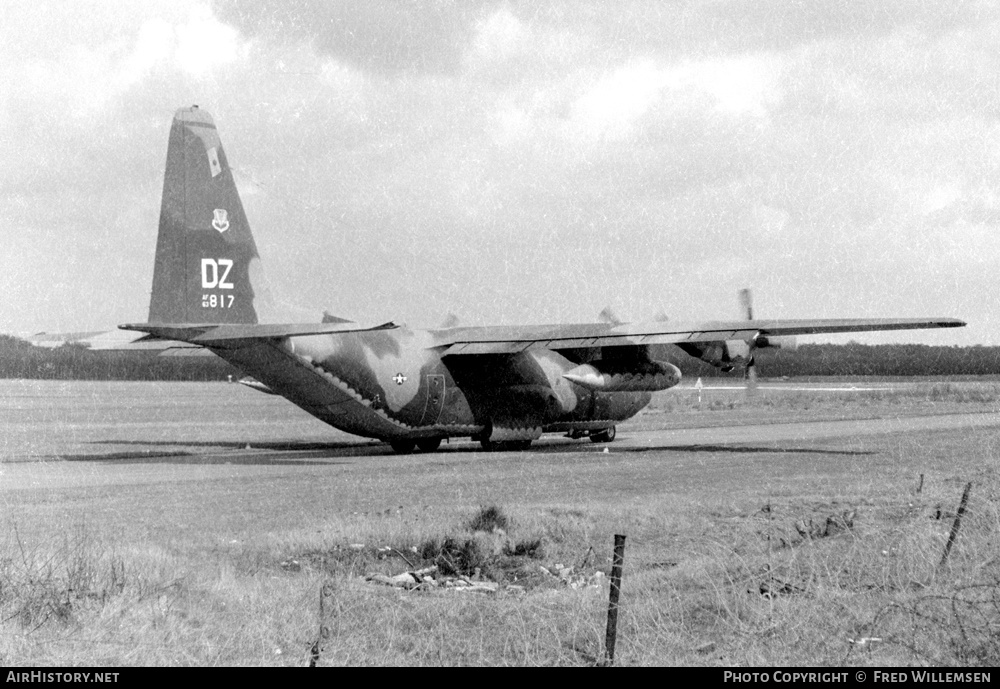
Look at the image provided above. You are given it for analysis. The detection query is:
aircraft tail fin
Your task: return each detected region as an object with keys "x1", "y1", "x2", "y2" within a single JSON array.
[{"x1": 148, "y1": 106, "x2": 271, "y2": 325}]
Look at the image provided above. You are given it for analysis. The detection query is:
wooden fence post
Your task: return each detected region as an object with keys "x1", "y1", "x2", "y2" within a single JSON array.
[
  {"x1": 310, "y1": 580, "x2": 337, "y2": 666},
  {"x1": 603, "y1": 534, "x2": 626, "y2": 666},
  {"x1": 939, "y1": 482, "x2": 973, "y2": 570}
]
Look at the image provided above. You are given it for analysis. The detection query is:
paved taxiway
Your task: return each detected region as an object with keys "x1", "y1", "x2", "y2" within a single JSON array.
[
  {"x1": 624, "y1": 412, "x2": 1000, "y2": 447},
  {"x1": 3, "y1": 377, "x2": 998, "y2": 474},
  {"x1": 3, "y1": 380, "x2": 997, "y2": 548},
  {"x1": 3, "y1": 410, "x2": 998, "y2": 493}
]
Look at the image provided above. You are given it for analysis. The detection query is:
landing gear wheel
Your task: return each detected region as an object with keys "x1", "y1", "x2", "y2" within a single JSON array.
[
  {"x1": 590, "y1": 426, "x2": 617, "y2": 443},
  {"x1": 476, "y1": 423, "x2": 494, "y2": 452},
  {"x1": 390, "y1": 439, "x2": 416, "y2": 454},
  {"x1": 416, "y1": 438, "x2": 442, "y2": 453}
]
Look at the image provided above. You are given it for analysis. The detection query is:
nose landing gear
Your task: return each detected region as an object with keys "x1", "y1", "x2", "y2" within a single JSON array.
[{"x1": 589, "y1": 426, "x2": 617, "y2": 443}]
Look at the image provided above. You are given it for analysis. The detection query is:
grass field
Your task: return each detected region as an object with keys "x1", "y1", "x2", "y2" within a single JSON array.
[{"x1": 0, "y1": 379, "x2": 998, "y2": 666}]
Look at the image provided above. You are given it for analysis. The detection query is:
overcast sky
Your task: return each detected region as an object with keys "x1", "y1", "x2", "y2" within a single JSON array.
[{"x1": 1, "y1": 1, "x2": 996, "y2": 345}]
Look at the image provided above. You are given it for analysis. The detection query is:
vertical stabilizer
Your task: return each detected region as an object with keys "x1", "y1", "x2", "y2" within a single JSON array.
[{"x1": 148, "y1": 106, "x2": 269, "y2": 324}]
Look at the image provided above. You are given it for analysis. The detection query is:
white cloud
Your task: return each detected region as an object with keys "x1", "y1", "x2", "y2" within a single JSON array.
[
  {"x1": 472, "y1": 7, "x2": 529, "y2": 61},
  {"x1": 174, "y1": 5, "x2": 240, "y2": 77},
  {"x1": 920, "y1": 182, "x2": 961, "y2": 216},
  {"x1": 2, "y1": 3, "x2": 245, "y2": 122},
  {"x1": 570, "y1": 60, "x2": 667, "y2": 141},
  {"x1": 492, "y1": 102, "x2": 535, "y2": 144},
  {"x1": 568, "y1": 54, "x2": 780, "y2": 141},
  {"x1": 690, "y1": 55, "x2": 781, "y2": 117},
  {"x1": 468, "y1": 7, "x2": 590, "y2": 70},
  {"x1": 117, "y1": 19, "x2": 174, "y2": 89}
]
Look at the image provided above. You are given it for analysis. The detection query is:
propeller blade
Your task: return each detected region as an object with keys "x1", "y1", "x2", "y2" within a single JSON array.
[
  {"x1": 738, "y1": 288, "x2": 754, "y2": 321},
  {"x1": 598, "y1": 306, "x2": 623, "y2": 326},
  {"x1": 439, "y1": 313, "x2": 461, "y2": 329},
  {"x1": 739, "y1": 288, "x2": 759, "y2": 397}
]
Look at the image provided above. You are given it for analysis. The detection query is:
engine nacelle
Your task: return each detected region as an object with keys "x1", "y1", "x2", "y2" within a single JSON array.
[
  {"x1": 678, "y1": 333, "x2": 798, "y2": 371},
  {"x1": 563, "y1": 360, "x2": 681, "y2": 392},
  {"x1": 677, "y1": 341, "x2": 747, "y2": 372},
  {"x1": 753, "y1": 334, "x2": 798, "y2": 351}
]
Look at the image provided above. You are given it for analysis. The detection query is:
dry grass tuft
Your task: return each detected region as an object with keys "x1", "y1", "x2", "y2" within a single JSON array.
[
  {"x1": 467, "y1": 505, "x2": 511, "y2": 534},
  {"x1": 868, "y1": 578, "x2": 1000, "y2": 666},
  {"x1": 300, "y1": 505, "x2": 549, "y2": 584},
  {"x1": 1, "y1": 525, "x2": 131, "y2": 631}
]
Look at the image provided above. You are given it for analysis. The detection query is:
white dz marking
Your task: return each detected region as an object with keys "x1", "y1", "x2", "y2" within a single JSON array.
[
  {"x1": 392, "y1": 373, "x2": 407, "y2": 385},
  {"x1": 201, "y1": 258, "x2": 234, "y2": 289}
]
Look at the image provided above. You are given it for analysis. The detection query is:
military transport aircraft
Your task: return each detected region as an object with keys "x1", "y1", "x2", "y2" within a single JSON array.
[{"x1": 120, "y1": 107, "x2": 965, "y2": 453}]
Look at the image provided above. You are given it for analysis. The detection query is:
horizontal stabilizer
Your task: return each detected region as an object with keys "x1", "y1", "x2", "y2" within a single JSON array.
[
  {"x1": 237, "y1": 377, "x2": 277, "y2": 394},
  {"x1": 158, "y1": 347, "x2": 217, "y2": 357},
  {"x1": 26, "y1": 329, "x2": 203, "y2": 353},
  {"x1": 119, "y1": 320, "x2": 398, "y2": 346}
]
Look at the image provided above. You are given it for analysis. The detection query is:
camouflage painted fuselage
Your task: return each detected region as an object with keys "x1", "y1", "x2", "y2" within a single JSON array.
[{"x1": 214, "y1": 326, "x2": 652, "y2": 441}]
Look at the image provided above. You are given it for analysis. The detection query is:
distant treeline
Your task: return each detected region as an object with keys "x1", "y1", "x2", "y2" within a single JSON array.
[
  {"x1": 0, "y1": 335, "x2": 241, "y2": 381},
  {"x1": 668, "y1": 342, "x2": 1000, "y2": 378},
  {"x1": 1, "y1": 334, "x2": 997, "y2": 380}
]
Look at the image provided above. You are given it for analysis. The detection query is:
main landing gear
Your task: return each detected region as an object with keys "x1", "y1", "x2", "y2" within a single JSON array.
[
  {"x1": 566, "y1": 426, "x2": 618, "y2": 443},
  {"x1": 417, "y1": 438, "x2": 442, "y2": 453},
  {"x1": 589, "y1": 426, "x2": 617, "y2": 443}
]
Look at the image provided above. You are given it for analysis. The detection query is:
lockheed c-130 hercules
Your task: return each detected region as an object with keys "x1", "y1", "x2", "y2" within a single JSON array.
[{"x1": 121, "y1": 106, "x2": 965, "y2": 453}]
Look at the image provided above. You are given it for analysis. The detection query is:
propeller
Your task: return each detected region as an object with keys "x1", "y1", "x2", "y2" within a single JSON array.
[
  {"x1": 599, "y1": 307, "x2": 670, "y2": 325},
  {"x1": 322, "y1": 310, "x2": 353, "y2": 324},
  {"x1": 598, "y1": 306, "x2": 623, "y2": 326},
  {"x1": 439, "y1": 313, "x2": 461, "y2": 329},
  {"x1": 738, "y1": 288, "x2": 759, "y2": 396}
]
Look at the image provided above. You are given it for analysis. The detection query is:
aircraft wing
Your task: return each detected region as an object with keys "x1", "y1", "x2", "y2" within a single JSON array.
[{"x1": 436, "y1": 317, "x2": 966, "y2": 355}]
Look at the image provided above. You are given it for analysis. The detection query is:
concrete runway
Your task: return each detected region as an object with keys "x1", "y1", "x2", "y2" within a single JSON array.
[
  {"x1": 3, "y1": 409, "x2": 998, "y2": 493},
  {"x1": 2, "y1": 379, "x2": 997, "y2": 548},
  {"x1": 620, "y1": 412, "x2": 1000, "y2": 447},
  {"x1": 2, "y1": 379, "x2": 998, "y2": 493}
]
